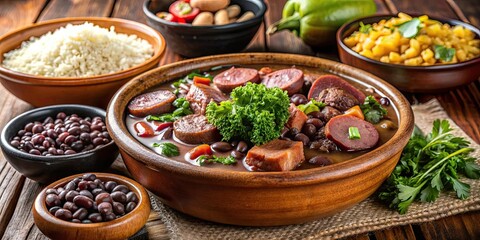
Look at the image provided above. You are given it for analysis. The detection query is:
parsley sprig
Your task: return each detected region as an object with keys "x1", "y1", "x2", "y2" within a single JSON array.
[
  {"x1": 397, "y1": 18, "x2": 422, "y2": 38},
  {"x1": 434, "y1": 45, "x2": 456, "y2": 62},
  {"x1": 360, "y1": 96, "x2": 387, "y2": 124},
  {"x1": 378, "y1": 120, "x2": 479, "y2": 214},
  {"x1": 197, "y1": 155, "x2": 237, "y2": 166}
]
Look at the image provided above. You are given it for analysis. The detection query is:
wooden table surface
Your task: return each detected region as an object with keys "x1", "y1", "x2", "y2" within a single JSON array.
[{"x1": 0, "y1": 0, "x2": 479, "y2": 239}]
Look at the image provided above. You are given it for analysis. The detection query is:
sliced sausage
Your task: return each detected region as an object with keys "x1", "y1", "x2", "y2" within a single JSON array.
[
  {"x1": 317, "y1": 87, "x2": 359, "y2": 111},
  {"x1": 245, "y1": 139, "x2": 304, "y2": 171},
  {"x1": 213, "y1": 67, "x2": 260, "y2": 93},
  {"x1": 128, "y1": 90, "x2": 176, "y2": 117},
  {"x1": 173, "y1": 114, "x2": 221, "y2": 144},
  {"x1": 186, "y1": 83, "x2": 229, "y2": 114},
  {"x1": 325, "y1": 115, "x2": 379, "y2": 152},
  {"x1": 308, "y1": 75, "x2": 366, "y2": 103},
  {"x1": 261, "y1": 68, "x2": 304, "y2": 96}
]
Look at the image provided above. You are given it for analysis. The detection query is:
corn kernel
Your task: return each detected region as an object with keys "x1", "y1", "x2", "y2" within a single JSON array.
[{"x1": 421, "y1": 48, "x2": 434, "y2": 62}]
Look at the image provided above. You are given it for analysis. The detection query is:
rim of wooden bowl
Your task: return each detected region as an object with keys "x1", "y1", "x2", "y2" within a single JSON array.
[
  {"x1": 0, "y1": 17, "x2": 165, "y2": 85},
  {"x1": 106, "y1": 53, "x2": 415, "y2": 187},
  {"x1": 33, "y1": 172, "x2": 150, "y2": 239}
]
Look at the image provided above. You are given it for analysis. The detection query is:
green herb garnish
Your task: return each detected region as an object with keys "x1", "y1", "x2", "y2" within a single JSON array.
[
  {"x1": 297, "y1": 99, "x2": 326, "y2": 115},
  {"x1": 153, "y1": 142, "x2": 180, "y2": 157},
  {"x1": 397, "y1": 18, "x2": 422, "y2": 38},
  {"x1": 434, "y1": 45, "x2": 456, "y2": 62},
  {"x1": 359, "y1": 22, "x2": 373, "y2": 33},
  {"x1": 206, "y1": 83, "x2": 290, "y2": 145},
  {"x1": 378, "y1": 119, "x2": 479, "y2": 214},
  {"x1": 197, "y1": 155, "x2": 237, "y2": 166},
  {"x1": 360, "y1": 96, "x2": 387, "y2": 124},
  {"x1": 348, "y1": 127, "x2": 361, "y2": 139},
  {"x1": 146, "y1": 97, "x2": 192, "y2": 122}
]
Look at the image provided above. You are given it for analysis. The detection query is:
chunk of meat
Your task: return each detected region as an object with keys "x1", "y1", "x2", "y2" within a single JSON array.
[
  {"x1": 261, "y1": 68, "x2": 304, "y2": 95},
  {"x1": 173, "y1": 114, "x2": 221, "y2": 144},
  {"x1": 321, "y1": 106, "x2": 341, "y2": 122},
  {"x1": 308, "y1": 75, "x2": 366, "y2": 103},
  {"x1": 285, "y1": 103, "x2": 308, "y2": 131},
  {"x1": 309, "y1": 138, "x2": 338, "y2": 152},
  {"x1": 317, "y1": 87, "x2": 359, "y2": 111},
  {"x1": 245, "y1": 139, "x2": 304, "y2": 171},
  {"x1": 186, "y1": 84, "x2": 229, "y2": 114},
  {"x1": 213, "y1": 67, "x2": 260, "y2": 93},
  {"x1": 325, "y1": 115, "x2": 379, "y2": 152},
  {"x1": 128, "y1": 90, "x2": 176, "y2": 117}
]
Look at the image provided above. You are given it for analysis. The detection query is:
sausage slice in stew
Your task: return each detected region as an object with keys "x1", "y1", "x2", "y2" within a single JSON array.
[
  {"x1": 325, "y1": 115, "x2": 379, "y2": 151},
  {"x1": 308, "y1": 75, "x2": 366, "y2": 103},
  {"x1": 128, "y1": 90, "x2": 176, "y2": 117},
  {"x1": 173, "y1": 114, "x2": 221, "y2": 144},
  {"x1": 213, "y1": 67, "x2": 260, "y2": 93},
  {"x1": 261, "y1": 68, "x2": 304, "y2": 95}
]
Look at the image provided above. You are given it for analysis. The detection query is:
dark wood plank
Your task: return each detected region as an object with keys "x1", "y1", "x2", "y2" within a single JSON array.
[
  {"x1": 390, "y1": 0, "x2": 458, "y2": 18},
  {"x1": 374, "y1": 225, "x2": 417, "y2": 240},
  {"x1": 0, "y1": 0, "x2": 46, "y2": 35},
  {"x1": 37, "y1": 0, "x2": 114, "y2": 21},
  {"x1": 449, "y1": 0, "x2": 480, "y2": 27}
]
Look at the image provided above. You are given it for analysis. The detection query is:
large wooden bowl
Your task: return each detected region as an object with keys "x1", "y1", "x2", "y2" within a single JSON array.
[
  {"x1": 0, "y1": 17, "x2": 166, "y2": 108},
  {"x1": 33, "y1": 173, "x2": 150, "y2": 240},
  {"x1": 106, "y1": 53, "x2": 414, "y2": 226},
  {"x1": 337, "y1": 15, "x2": 480, "y2": 93}
]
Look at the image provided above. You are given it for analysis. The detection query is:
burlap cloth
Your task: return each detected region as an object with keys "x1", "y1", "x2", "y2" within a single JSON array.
[{"x1": 149, "y1": 99, "x2": 480, "y2": 240}]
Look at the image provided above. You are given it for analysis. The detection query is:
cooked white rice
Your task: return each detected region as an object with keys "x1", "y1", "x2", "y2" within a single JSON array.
[{"x1": 2, "y1": 22, "x2": 154, "y2": 77}]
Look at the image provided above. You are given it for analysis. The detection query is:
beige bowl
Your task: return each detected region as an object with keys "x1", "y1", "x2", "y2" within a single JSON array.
[
  {"x1": 0, "y1": 17, "x2": 166, "y2": 108},
  {"x1": 106, "y1": 53, "x2": 414, "y2": 226}
]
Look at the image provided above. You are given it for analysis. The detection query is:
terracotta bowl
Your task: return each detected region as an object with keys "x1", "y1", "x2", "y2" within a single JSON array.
[
  {"x1": 0, "y1": 17, "x2": 166, "y2": 108},
  {"x1": 106, "y1": 53, "x2": 414, "y2": 226},
  {"x1": 33, "y1": 172, "x2": 150, "y2": 240},
  {"x1": 0, "y1": 104, "x2": 119, "y2": 183},
  {"x1": 337, "y1": 15, "x2": 480, "y2": 93},
  {"x1": 143, "y1": 0, "x2": 266, "y2": 57}
]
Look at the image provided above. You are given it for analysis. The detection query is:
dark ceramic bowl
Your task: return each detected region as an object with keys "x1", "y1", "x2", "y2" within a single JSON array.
[
  {"x1": 33, "y1": 172, "x2": 150, "y2": 240},
  {"x1": 337, "y1": 15, "x2": 480, "y2": 93},
  {"x1": 143, "y1": 0, "x2": 266, "y2": 58},
  {"x1": 106, "y1": 53, "x2": 414, "y2": 226},
  {"x1": 0, "y1": 105, "x2": 119, "y2": 183}
]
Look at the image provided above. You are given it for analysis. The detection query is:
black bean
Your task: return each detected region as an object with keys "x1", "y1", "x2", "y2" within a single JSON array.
[
  {"x1": 63, "y1": 201, "x2": 78, "y2": 212},
  {"x1": 10, "y1": 140, "x2": 20, "y2": 148},
  {"x1": 65, "y1": 190, "x2": 79, "y2": 202},
  {"x1": 112, "y1": 185, "x2": 129, "y2": 194},
  {"x1": 95, "y1": 192, "x2": 112, "y2": 205},
  {"x1": 49, "y1": 206, "x2": 61, "y2": 215},
  {"x1": 236, "y1": 141, "x2": 248, "y2": 153},
  {"x1": 54, "y1": 119, "x2": 63, "y2": 124},
  {"x1": 112, "y1": 202, "x2": 125, "y2": 215},
  {"x1": 65, "y1": 135, "x2": 77, "y2": 145},
  {"x1": 71, "y1": 141, "x2": 84, "y2": 152},
  {"x1": 379, "y1": 97, "x2": 390, "y2": 106},
  {"x1": 88, "y1": 213, "x2": 102, "y2": 223},
  {"x1": 24, "y1": 142, "x2": 33, "y2": 151},
  {"x1": 161, "y1": 127, "x2": 173, "y2": 140},
  {"x1": 56, "y1": 149, "x2": 64, "y2": 155},
  {"x1": 65, "y1": 150, "x2": 76, "y2": 155},
  {"x1": 46, "y1": 194, "x2": 61, "y2": 207},
  {"x1": 42, "y1": 140, "x2": 51, "y2": 149},
  {"x1": 308, "y1": 111, "x2": 322, "y2": 119},
  {"x1": 104, "y1": 181, "x2": 117, "y2": 192},
  {"x1": 43, "y1": 117, "x2": 54, "y2": 124},
  {"x1": 82, "y1": 219, "x2": 92, "y2": 224},
  {"x1": 80, "y1": 190, "x2": 94, "y2": 200},
  {"x1": 294, "y1": 133, "x2": 310, "y2": 146},
  {"x1": 211, "y1": 142, "x2": 232, "y2": 152},
  {"x1": 82, "y1": 144, "x2": 94, "y2": 152},
  {"x1": 302, "y1": 124, "x2": 317, "y2": 138},
  {"x1": 230, "y1": 150, "x2": 245, "y2": 160},
  {"x1": 92, "y1": 137, "x2": 104, "y2": 146},
  {"x1": 55, "y1": 209, "x2": 72, "y2": 221},
  {"x1": 91, "y1": 124, "x2": 102, "y2": 131},
  {"x1": 45, "y1": 188, "x2": 58, "y2": 195},
  {"x1": 92, "y1": 188, "x2": 106, "y2": 197},
  {"x1": 57, "y1": 132, "x2": 69, "y2": 143},
  {"x1": 79, "y1": 125, "x2": 90, "y2": 133},
  {"x1": 65, "y1": 181, "x2": 76, "y2": 191},
  {"x1": 73, "y1": 195, "x2": 94, "y2": 209},
  {"x1": 98, "y1": 202, "x2": 113, "y2": 215},
  {"x1": 56, "y1": 112, "x2": 66, "y2": 119},
  {"x1": 290, "y1": 94, "x2": 308, "y2": 105},
  {"x1": 306, "y1": 118, "x2": 324, "y2": 128},
  {"x1": 111, "y1": 191, "x2": 127, "y2": 204},
  {"x1": 78, "y1": 181, "x2": 88, "y2": 190},
  {"x1": 104, "y1": 212, "x2": 116, "y2": 221},
  {"x1": 58, "y1": 190, "x2": 67, "y2": 201},
  {"x1": 32, "y1": 124, "x2": 44, "y2": 134},
  {"x1": 79, "y1": 132, "x2": 91, "y2": 143},
  {"x1": 289, "y1": 128, "x2": 299, "y2": 136},
  {"x1": 17, "y1": 130, "x2": 26, "y2": 137},
  {"x1": 126, "y1": 192, "x2": 138, "y2": 203},
  {"x1": 308, "y1": 156, "x2": 332, "y2": 166},
  {"x1": 125, "y1": 202, "x2": 137, "y2": 213},
  {"x1": 24, "y1": 123, "x2": 34, "y2": 132},
  {"x1": 73, "y1": 208, "x2": 88, "y2": 220},
  {"x1": 71, "y1": 219, "x2": 81, "y2": 223}
]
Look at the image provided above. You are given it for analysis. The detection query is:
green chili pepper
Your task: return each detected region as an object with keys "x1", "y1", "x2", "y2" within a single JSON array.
[{"x1": 267, "y1": 0, "x2": 377, "y2": 47}]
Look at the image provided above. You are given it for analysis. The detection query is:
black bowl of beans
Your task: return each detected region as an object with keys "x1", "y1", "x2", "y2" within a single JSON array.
[
  {"x1": 33, "y1": 173, "x2": 150, "y2": 240},
  {"x1": 0, "y1": 105, "x2": 119, "y2": 183}
]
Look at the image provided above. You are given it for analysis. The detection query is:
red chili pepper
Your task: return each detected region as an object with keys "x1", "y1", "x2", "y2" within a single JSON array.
[
  {"x1": 169, "y1": 1, "x2": 199, "y2": 23},
  {"x1": 134, "y1": 122, "x2": 154, "y2": 137},
  {"x1": 193, "y1": 76, "x2": 211, "y2": 86},
  {"x1": 154, "y1": 122, "x2": 173, "y2": 131},
  {"x1": 189, "y1": 144, "x2": 212, "y2": 160}
]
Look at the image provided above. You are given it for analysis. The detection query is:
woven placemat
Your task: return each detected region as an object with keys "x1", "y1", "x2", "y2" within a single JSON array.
[{"x1": 150, "y1": 99, "x2": 480, "y2": 240}]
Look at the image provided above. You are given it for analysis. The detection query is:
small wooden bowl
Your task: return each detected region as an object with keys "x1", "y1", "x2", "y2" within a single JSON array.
[
  {"x1": 106, "y1": 53, "x2": 414, "y2": 226},
  {"x1": 336, "y1": 15, "x2": 480, "y2": 93},
  {"x1": 33, "y1": 173, "x2": 150, "y2": 240},
  {"x1": 0, "y1": 17, "x2": 166, "y2": 108}
]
